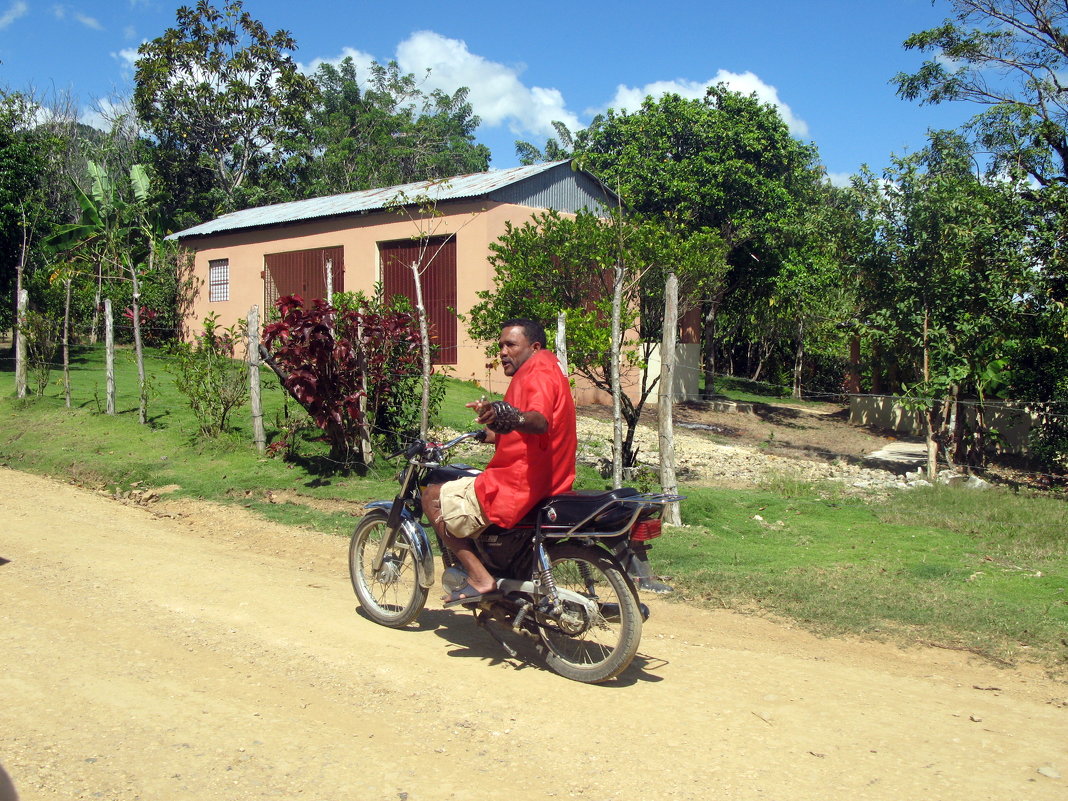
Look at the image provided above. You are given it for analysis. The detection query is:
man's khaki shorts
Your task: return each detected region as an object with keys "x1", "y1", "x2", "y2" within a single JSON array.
[{"x1": 439, "y1": 476, "x2": 489, "y2": 538}]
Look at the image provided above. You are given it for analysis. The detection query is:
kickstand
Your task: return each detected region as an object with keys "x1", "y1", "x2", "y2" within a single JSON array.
[{"x1": 475, "y1": 609, "x2": 518, "y2": 658}]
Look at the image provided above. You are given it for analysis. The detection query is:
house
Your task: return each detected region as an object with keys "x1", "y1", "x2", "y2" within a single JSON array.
[
  {"x1": 168, "y1": 160, "x2": 623, "y2": 398},
  {"x1": 168, "y1": 159, "x2": 703, "y2": 403}
]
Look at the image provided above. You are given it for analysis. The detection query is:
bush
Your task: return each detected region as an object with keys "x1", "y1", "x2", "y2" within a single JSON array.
[
  {"x1": 18, "y1": 309, "x2": 59, "y2": 396},
  {"x1": 167, "y1": 313, "x2": 248, "y2": 436},
  {"x1": 263, "y1": 291, "x2": 441, "y2": 464}
]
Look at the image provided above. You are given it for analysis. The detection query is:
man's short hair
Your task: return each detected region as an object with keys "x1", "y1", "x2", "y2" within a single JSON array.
[{"x1": 501, "y1": 318, "x2": 547, "y2": 347}]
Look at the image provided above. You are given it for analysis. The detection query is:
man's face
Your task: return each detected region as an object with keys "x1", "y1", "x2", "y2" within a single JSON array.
[{"x1": 499, "y1": 325, "x2": 541, "y2": 377}]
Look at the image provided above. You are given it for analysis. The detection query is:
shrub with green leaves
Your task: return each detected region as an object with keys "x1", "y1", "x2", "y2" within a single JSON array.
[
  {"x1": 168, "y1": 313, "x2": 248, "y2": 436},
  {"x1": 19, "y1": 309, "x2": 59, "y2": 396}
]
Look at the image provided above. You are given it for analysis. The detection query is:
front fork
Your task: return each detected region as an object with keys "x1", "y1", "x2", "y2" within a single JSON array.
[{"x1": 365, "y1": 498, "x2": 436, "y2": 590}]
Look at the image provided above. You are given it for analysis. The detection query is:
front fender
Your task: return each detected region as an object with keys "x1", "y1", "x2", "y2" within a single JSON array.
[{"x1": 366, "y1": 500, "x2": 436, "y2": 589}]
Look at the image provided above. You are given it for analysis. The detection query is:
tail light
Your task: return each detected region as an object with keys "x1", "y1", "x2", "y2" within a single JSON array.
[{"x1": 630, "y1": 519, "x2": 662, "y2": 541}]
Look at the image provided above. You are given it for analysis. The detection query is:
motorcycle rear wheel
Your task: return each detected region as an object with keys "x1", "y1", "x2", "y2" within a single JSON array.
[
  {"x1": 538, "y1": 544, "x2": 642, "y2": 683},
  {"x1": 349, "y1": 510, "x2": 428, "y2": 627}
]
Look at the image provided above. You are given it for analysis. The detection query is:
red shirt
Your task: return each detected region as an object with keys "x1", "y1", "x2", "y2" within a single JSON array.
[{"x1": 474, "y1": 349, "x2": 577, "y2": 527}]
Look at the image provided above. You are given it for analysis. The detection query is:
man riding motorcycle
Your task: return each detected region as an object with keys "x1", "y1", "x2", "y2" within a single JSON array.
[{"x1": 422, "y1": 319, "x2": 577, "y2": 606}]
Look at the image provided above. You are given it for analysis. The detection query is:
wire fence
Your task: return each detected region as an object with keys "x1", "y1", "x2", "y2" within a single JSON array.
[{"x1": 4, "y1": 308, "x2": 1066, "y2": 482}]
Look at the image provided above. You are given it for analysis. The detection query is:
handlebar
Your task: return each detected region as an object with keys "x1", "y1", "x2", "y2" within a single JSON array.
[{"x1": 388, "y1": 430, "x2": 486, "y2": 462}]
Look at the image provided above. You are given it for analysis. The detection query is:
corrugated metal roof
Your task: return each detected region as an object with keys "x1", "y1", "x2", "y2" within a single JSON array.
[{"x1": 168, "y1": 160, "x2": 573, "y2": 241}]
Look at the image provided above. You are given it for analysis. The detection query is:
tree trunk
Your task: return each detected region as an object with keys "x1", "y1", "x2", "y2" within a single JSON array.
[
  {"x1": 922, "y1": 307, "x2": 936, "y2": 480},
  {"x1": 610, "y1": 258, "x2": 624, "y2": 487},
  {"x1": 792, "y1": 319, "x2": 805, "y2": 400},
  {"x1": 408, "y1": 260, "x2": 433, "y2": 436},
  {"x1": 104, "y1": 298, "x2": 115, "y2": 416},
  {"x1": 658, "y1": 272, "x2": 681, "y2": 525},
  {"x1": 555, "y1": 311, "x2": 568, "y2": 376},
  {"x1": 356, "y1": 314, "x2": 373, "y2": 467},
  {"x1": 14, "y1": 209, "x2": 28, "y2": 393},
  {"x1": 90, "y1": 262, "x2": 103, "y2": 345},
  {"x1": 700, "y1": 301, "x2": 718, "y2": 398}
]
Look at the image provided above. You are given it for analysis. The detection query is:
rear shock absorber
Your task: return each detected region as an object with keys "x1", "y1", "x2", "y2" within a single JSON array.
[{"x1": 534, "y1": 543, "x2": 563, "y2": 615}]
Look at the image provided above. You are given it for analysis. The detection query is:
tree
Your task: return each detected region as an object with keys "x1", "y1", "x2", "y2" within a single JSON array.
[
  {"x1": 468, "y1": 209, "x2": 724, "y2": 472},
  {"x1": 895, "y1": 0, "x2": 1068, "y2": 468},
  {"x1": 515, "y1": 121, "x2": 575, "y2": 165},
  {"x1": 133, "y1": 0, "x2": 318, "y2": 220},
  {"x1": 300, "y1": 58, "x2": 489, "y2": 198},
  {"x1": 0, "y1": 91, "x2": 64, "y2": 334},
  {"x1": 894, "y1": 0, "x2": 1068, "y2": 187},
  {"x1": 46, "y1": 161, "x2": 139, "y2": 342},
  {"x1": 851, "y1": 132, "x2": 1031, "y2": 475},
  {"x1": 573, "y1": 87, "x2": 819, "y2": 395}
]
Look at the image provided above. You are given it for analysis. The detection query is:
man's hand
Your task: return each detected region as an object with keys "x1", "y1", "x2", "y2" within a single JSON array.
[{"x1": 465, "y1": 397, "x2": 547, "y2": 435}]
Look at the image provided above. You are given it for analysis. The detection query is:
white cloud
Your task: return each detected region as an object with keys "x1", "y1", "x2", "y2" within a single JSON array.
[
  {"x1": 395, "y1": 31, "x2": 581, "y2": 138},
  {"x1": 299, "y1": 33, "x2": 581, "y2": 142},
  {"x1": 0, "y1": 0, "x2": 28, "y2": 30},
  {"x1": 51, "y1": 4, "x2": 102, "y2": 30},
  {"x1": 599, "y1": 70, "x2": 810, "y2": 138},
  {"x1": 74, "y1": 11, "x2": 102, "y2": 30},
  {"x1": 301, "y1": 32, "x2": 808, "y2": 153},
  {"x1": 112, "y1": 46, "x2": 140, "y2": 76}
]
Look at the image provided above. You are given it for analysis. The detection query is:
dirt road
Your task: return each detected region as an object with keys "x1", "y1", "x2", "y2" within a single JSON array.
[{"x1": 1, "y1": 467, "x2": 1065, "y2": 801}]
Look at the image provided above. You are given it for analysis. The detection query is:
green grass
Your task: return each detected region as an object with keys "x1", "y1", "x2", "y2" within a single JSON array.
[
  {"x1": 658, "y1": 485, "x2": 1067, "y2": 668},
  {"x1": 3, "y1": 344, "x2": 1067, "y2": 670},
  {"x1": 711, "y1": 374, "x2": 831, "y2": 406}
]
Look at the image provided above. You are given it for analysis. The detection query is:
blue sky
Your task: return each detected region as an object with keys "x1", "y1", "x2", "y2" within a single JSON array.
[{"x1": 0, "y1": 0, "x2": 978, "y2": 185}]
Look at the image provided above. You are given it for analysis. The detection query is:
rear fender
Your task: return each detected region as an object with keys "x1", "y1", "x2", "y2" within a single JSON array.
[{"x1": 366, "y1": 500, "x2": 436, "y2": 590}]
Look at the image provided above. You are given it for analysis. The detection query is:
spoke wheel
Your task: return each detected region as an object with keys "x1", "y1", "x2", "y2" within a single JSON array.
[
  {"x1": 349, "y1": 510, "x2": 428, "y2": 627},
  {"x1": 538, "y1": 544, "x2": 642, "y2": 683}
]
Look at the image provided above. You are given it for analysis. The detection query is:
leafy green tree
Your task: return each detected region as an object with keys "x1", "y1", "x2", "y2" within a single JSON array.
[
  {"x1": 469, "y1": 209, "x2": 723, "y2": 469},
  {"x1": 851, "y1": 132, "x2": 1031, "y2": 474},
  {"x1": 895, "y1": 0, "x2": 1068, "y2": 468},
  {"x1": 46, "y1": 161, "x2": 142, "y2": 341},
  {"x1": 133, "y1": 0, "x2": 318, "y2": 220},
  {"x1": 573, "y1": 87, "x2": 819, "y2": 395},
  {"x1": 300, "y1": 58, "x2": 490, "y2": 197},
  {"x1": 0, "y1": 91, "x2": 65, "y2": 333}
]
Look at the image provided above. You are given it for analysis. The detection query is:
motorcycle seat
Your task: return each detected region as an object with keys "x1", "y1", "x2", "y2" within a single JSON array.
[{"x1": 517, "y1": 487, "x2": 643, "y2": 531}]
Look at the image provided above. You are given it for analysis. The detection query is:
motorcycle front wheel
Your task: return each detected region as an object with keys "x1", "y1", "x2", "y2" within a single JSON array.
[
  {"x1": 538, "y1": 544, "x2": 642, "y2": 684},
  {"x1": 349, "y1": 509, "x2": 428, "y2": 628}
]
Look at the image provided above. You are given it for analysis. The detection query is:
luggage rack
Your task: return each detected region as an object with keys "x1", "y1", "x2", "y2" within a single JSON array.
[{"x1": 536, "y1": 492, "x2": 686, "y2": 539}]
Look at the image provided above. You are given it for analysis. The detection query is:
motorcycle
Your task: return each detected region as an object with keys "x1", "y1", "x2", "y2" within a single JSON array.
[{"x1": 348, "y1": 430, "x2": 682, "y2": 684}]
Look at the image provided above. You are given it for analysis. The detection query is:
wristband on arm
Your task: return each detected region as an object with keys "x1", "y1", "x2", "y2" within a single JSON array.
[{"x1": 487, "y1": 400, "x2": 525, "y2": 433}]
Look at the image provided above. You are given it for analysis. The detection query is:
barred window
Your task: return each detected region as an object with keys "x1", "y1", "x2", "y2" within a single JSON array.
[{"x1": 208, "y1": 259, "x2": 229, "y2": 302}]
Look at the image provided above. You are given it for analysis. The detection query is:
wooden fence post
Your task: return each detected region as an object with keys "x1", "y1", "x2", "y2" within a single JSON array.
[
  {"x1": 15, "y1": 289, "x2": 28, "y2": 398},
  {"x1": 555, "y1": 311, "x2": 568, "y2": 376},
  {"x1": 248, "y1": 305, "x2": 266, "y2": 454},
  {"x1": 658, "y1": 272, "x2": 681, "y2": 525},
  {"x1": 105, "y1": 298, "x2": 115, "y2": 415},
  {"x1": 63, "y1": 279, "x2": 72, "y2": 408}
]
